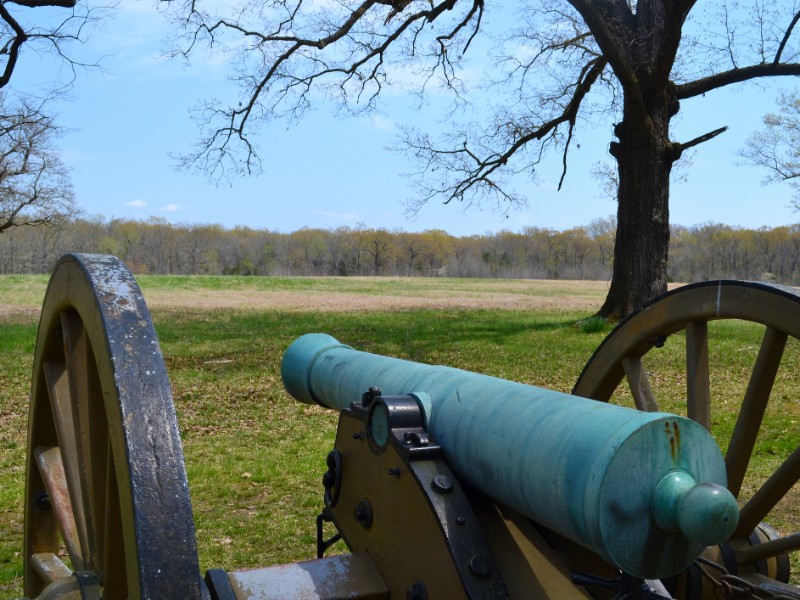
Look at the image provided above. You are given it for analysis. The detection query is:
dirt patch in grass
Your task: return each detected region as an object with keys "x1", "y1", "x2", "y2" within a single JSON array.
[
  {"x1": 0, "y1": 280, "x2": 610, "y2": 317},
  {"x1": 141, "y1": 289, "x2": 604, "y2": 312},
  {"x1": 0, "y1": 305, "x2": 39, "y2": 320}
]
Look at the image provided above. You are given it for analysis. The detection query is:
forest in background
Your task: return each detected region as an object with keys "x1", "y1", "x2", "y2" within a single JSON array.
[{"x1": 2, "y1": 216, "x2": 800, "y2": 285}]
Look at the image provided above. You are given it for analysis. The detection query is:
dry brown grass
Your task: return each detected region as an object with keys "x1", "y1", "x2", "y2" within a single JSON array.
[
  {"x1": 0, "y1": 305, "x2": 39, "y2": 320},
  {"x1": 142, "y1": 288, "x2": 605, "y2": 312},
  {"x1": 0, "y1": 277, "x2": 611, "y2": 317}
]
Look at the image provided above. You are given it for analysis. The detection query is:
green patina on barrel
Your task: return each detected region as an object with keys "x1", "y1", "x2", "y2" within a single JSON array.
[{"x1": 282, "y1": 333, "x2": 738, "y2": 579}]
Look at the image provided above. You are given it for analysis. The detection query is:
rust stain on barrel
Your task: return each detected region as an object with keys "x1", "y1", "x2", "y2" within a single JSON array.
[
  {"x1": 664, "y1": 420, "x2": 681, "y2": 462},
  {"x1": 665, "y1": 420, "x2": 681, "y2": 462}
]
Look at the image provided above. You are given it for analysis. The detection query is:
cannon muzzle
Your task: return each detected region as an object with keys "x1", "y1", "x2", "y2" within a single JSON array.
[{"x1": 282, "y1": 333, "x2": 738, "y2": 579}]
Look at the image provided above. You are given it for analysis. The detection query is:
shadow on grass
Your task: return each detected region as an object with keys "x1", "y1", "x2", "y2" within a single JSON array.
[{"x1": 150, "y1": 308, "x2": 602, "y2": 392}]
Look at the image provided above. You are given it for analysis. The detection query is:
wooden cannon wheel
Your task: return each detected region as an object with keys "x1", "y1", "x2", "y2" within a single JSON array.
[
  {"x1": 574, "y1": 280, "x2": 800, "y2": 597},
  {"x1": 23, "y1": 254, "x2": 204, "y2": 599}
]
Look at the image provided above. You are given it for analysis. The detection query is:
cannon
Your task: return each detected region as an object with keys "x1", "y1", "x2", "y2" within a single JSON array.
[{"x1": 17, "y1": 254, "x2": 800, "y2": 599}]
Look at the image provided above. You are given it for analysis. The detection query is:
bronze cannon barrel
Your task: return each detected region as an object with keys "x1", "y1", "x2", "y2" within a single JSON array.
[{"x1": 282, "y1": 333, "x2": 739, "y2": 579}]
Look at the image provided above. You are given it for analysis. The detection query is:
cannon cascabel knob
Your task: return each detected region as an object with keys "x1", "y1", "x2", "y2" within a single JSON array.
[{"x1": 652, "y1": 469, "x2": 739, "y2": 546}]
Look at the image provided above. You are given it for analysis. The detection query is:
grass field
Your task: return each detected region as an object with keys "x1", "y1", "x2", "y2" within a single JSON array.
[{"x1": 0, "y1": 274, "x2": 797, "y2": 597}]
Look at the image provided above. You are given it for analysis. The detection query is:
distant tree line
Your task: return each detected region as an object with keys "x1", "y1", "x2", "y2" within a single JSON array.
[{"x1": 3, "y1": 217, "x2": 800, "y2": 285}]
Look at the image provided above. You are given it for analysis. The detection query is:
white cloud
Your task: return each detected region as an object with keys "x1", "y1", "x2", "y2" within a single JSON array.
[
  {"x1": 126, "y1": 199, "x2": 147, "y2": 207},
  {"x1": 163, "y1": 203, "x2": 180, "y2": 212}
]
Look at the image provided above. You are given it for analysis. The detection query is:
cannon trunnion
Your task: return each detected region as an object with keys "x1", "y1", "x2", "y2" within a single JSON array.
[{"x1": 17, "y1": 255, "x2": 800, "y2": 599}]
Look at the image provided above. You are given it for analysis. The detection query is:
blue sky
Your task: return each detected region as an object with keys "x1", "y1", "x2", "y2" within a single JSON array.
[{"x1": 11, "y1": 1, "x2": 800, "y2": 237}]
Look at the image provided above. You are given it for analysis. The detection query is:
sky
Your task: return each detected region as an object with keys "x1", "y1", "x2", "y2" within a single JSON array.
[{"x1": 10, "y1": 1, "x2": 800, "y2": 237}]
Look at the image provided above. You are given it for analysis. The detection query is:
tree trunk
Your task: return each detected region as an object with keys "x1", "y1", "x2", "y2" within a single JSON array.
[{"x1": 597, "y1": 95, "x2": 675, "y2": 320}]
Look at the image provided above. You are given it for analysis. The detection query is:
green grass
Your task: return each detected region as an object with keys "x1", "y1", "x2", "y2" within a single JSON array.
[
  {"x1": 0, "y1": 276, "x2": 798, "y2": 596},
  {"x1": 576, "y1": 315, "x2": 613, "y2": 334},
  {"x1": 0, "y1": 275, "x2": 48, "y2": 308},
  {"x1": 133, "y1": 274, "x2": 605, "y2": 298},
  {"x1": 0, "y1": 317, "x2": 36, "y2": 596}
]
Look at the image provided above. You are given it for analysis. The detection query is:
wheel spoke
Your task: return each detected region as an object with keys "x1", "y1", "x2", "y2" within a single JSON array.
[
  {"x1": 621, "y1": 356, "x2": 659, "y2": 411},
  {"x1": 33, "y1": 446, "x2": 84, "y2": 570},
  {"x1": 102, "y1": 441, "x2": 128, "y2": 599},
  {"x1": 735, "y1": 444, "x2": 800, "y2": 538},
  {"x1": 685, "y1": 321, "x2": 711, "y2": 430},
  {"x1": 735, "y1": 532, "x2": 800, "y2": 565},
  {"x1": 43, "y1": 358, "x2": 89, "y2": 567},
  {"x1": 61, "y1": 310, "x2": 108, "y2": 572},
  {"x1": 725, "y1": 326, "x2": 788, "y2": 498}
]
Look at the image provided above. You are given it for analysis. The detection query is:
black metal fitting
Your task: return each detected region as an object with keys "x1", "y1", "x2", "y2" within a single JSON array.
[
  {"x1": 74, "y1": 571, "x2": 102, "y2": 598},
  {"x1": 322, "y1": 449, "x2": 342, "y2": 507},
  {"x1": 34, "y1": 490, "x2": 51, "y2": 510},
  {"x1": 432, "y1": 474, "x2": 453, "y2": 493},
  {"x1": 315, "y1": 510, "x2": 342, "y2": 559},
  {"x1": 205, "y1": 568, "x2": 237, "y2": 600},
  {"x1": 353, "y1": 499, "x2": 374, "y2": 529},
  {"x1": 362, "y1": 386, "x2": 382, "y2": 407},
  {"x1": 468, "y1": 555, "x2": 492, "y2": 579},
  {"x1": 571, "y1": 572, "x2": 671, "y2": 599},
  {"x1": 404, "y1": 431, "x2": 431, "y2": 446}
]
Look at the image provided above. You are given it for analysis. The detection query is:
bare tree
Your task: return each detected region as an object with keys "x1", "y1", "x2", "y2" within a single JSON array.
[
  {"x1": 0, "y1": 0, "x2": 103, "y2": 234},
  {"x1": 168, "y1": 0, "x2": 800, "y2": 318},
  {"x1": 0, "y1": 99, "x2": 77, "y2": 232},
  {"x1": 0, "y1": 0, "x2": 99, "y2": 88},
  {"x1": 742, "y1": 91, "x2": 800, "y2": 207}
]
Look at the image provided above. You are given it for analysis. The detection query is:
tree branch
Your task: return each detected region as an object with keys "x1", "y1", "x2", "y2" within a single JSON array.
[
  {"x1": 0, "y1": 2, "x2": 28, "y2": 88},
  {"x1": 173, "y1": 0, "x2": 483, "y2": 180},
  {"x1": 403, "y1": 56, "x2": 607, "y2": 210},
  {"x1": 671, "y1": 125, "x2": 728, "y2": 160},
  {"x1": 565, "y1": 0, "x2": 647, "y2": 120},
  {"x1": 774, "y1": 10, "x2": 800, "y2": 65},
  {"x1": 677, "y1": 64, "x2": 800, "y2": 100},
  {"x1": 567, "y1": 0, "x2": 634, "y2": 81},
  {"x1": 9, "y1": 1, "x2": 77, "y2": 7},
  {"x1": 0, "y1": 0, "x2": 96, "y2": 92}
]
